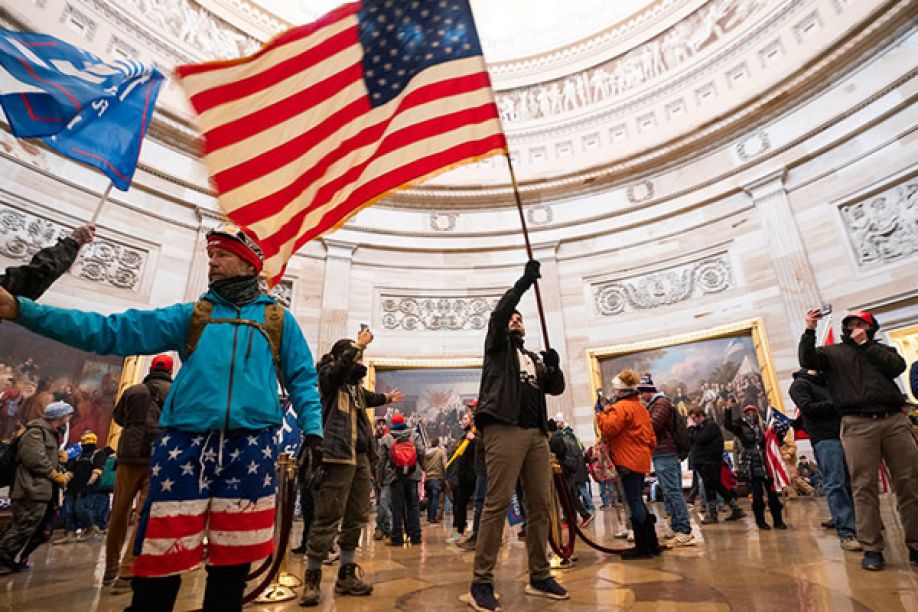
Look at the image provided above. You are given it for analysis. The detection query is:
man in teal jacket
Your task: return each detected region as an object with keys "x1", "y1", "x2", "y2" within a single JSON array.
[{"x1": 0, "y1": 225, "x2": 322, "y2": 612}]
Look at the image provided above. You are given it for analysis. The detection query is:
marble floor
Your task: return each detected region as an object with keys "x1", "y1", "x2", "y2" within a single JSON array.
[{"x1": 1, "y1": 496, "x2": 915, "y2": 611}]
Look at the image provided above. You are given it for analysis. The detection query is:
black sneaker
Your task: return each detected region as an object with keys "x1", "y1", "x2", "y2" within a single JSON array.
[
  {"x1": 467, "y1": 583, "x2": 501, "y2": 611},
  {"x1": 525, "y1": 576, "x2": 569, "y2": 600},
  {"x1": 861, "y1": 551, "x2": 885, "y2": 571}
]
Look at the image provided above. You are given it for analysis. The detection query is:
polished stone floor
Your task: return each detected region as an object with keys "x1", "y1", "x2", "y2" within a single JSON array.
[{"x1": 1, "y1": 496, "x2": 915, "y2": 611}]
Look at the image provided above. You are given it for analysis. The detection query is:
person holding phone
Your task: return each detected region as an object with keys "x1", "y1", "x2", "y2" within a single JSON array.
[{"x1": 799, "y1": 308, "x2": 917, "y2": 571}]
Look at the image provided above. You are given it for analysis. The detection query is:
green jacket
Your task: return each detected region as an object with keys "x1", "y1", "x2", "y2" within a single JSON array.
[{"x1": 14, "y1": 419, "x2": 60, "y2": 502}]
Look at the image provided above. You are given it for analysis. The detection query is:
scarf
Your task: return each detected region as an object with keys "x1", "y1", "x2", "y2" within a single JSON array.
[{"x1": 210, "y1": 276, "x2": 261, "y2": 306}]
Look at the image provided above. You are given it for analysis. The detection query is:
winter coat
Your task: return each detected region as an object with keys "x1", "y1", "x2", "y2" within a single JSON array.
[
  {"x1": 378, "y1": 426, "x2": 425, "y2": 485},
  {"x1": 451, "y1": 429, "x2": 478, "y2": 488},
  {"x1": 646, "y1": 394, "x2": 678, "y2": 457},
  {"x1": 550, "y1": 429, "x2": 587, "y2": 484},
  {"x1": 910, "y1": 361, "x2": 918, "y2": 400},
  {"x1": 688, "y1": 419, "x2": 724, "y2": 467},
  {"x1": 13, "y1": 290, "x2": 322, "y2": 435},
  {"x1": 474, "y1": 274, "x2": 565, "y2": 431},
  {"x1": 724, "y1": 408, "x2": 766, "y2": 481},
  {"x1": 113, "y1": 371, "x2": 172, "y2": 465},
  {"x1": 597, "y1": 394, "x2": 656, "y2": 474},
  {"x1": 1, "y1": 236, "x2": 80, "y2": 300},
  {"x1": 423, "y1": 446, "x2": 446, "y2": 480},
  {"x1": 798, "y1": 329, "x2": 906, "y2": 416},
  {"x1": 65, "y1": 443, "x2": 109, "y2": 494},
  {"x1": 788, "y1": 369, "x2": 840, "y2": 443},
  {"x1": 316, "y1": 351, "x2": 389, "y2": 465},
  {"x1": 13, "y1": 418, "x2": 60, "y2": 502}
]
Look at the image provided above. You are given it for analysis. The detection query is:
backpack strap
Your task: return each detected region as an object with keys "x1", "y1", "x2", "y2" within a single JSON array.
[{"x1": 185, "y1": 300, "x2": 215, "y2": 358}]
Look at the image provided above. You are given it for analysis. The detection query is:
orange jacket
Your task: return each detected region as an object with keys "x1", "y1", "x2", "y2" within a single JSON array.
[{"x1": 596, "y1": 395, "x2": 656, "y2": 474}]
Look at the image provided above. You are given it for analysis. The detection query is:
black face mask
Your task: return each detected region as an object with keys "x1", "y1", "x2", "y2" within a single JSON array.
[{"x1": 349, "y1": 364, "x2": 368, "y2": 384}]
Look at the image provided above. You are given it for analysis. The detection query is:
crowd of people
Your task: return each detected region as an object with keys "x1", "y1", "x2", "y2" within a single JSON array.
[{"x1": 0, "y1": 223, "x2": 916, "y2": 612}]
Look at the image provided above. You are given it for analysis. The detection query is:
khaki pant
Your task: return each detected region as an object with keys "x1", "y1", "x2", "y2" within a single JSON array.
[
  {"x1": 104, "y1": 463, "x2": 150, "y2": 576},
  {"x1": 472, "y1": 423, "x2": 552, "y2": 585},
  {"x1": 840, "y1": 412, "x2": 918, "y2": 552},
  {"x1": 305, "y1": 454, "x2": 371, "y2": 561}
]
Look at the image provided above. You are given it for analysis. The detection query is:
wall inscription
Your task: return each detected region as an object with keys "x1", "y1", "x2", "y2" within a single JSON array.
[{"x1": 380, "y1": 294, "x2": 501, "y2": 331}]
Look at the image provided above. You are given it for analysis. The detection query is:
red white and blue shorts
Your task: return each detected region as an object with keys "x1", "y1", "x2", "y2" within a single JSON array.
[{"x1": 132, "y1": 428, "x2": 278, "y2": 577}]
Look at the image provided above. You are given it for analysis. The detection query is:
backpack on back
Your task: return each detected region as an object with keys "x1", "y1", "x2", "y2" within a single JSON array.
[
  {"x1": 0, "y1": 425, "x2": 41, "y2": 489},
  {"x1": 97, "y1": 454, "x2": 117, "y2": 491},
  {"x1": 592, "y1": 441, "x2": 617, "y2": 481},
  {"x1": 391, "y1": 436, "x2": 418, "y2": 476},
  {"x1": 559, "y1": 433, "x2": 583, "y2": 475}
]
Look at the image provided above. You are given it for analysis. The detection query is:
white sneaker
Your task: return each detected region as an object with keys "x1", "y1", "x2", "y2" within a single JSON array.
[
  {"x1": 670, "y1": 532, "x2": 696, "y2": 547},
  {"x1": 613, "y1": 529, "x2": 630, "y2": 539},
  {"x1": 446, "y1": 532, "x2": 462, "y2": 544},
  {"x1": 840, "y1": 538, "x2": 862, "y2": 551},
  {"x1": 626, "y1": 530, "x2": 635, "y2": 542}
]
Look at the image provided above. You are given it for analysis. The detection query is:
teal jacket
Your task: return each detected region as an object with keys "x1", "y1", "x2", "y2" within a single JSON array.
[{"x1": 14, "y1": 291, "x2": 322, "y2": 437}]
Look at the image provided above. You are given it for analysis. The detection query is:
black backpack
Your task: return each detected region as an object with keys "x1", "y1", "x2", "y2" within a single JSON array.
[
  {"x1": 670, "y1": 409, "x2": 692, "y2": 461},
  {"x1": 0, "y1": 425, "x2": 41, "y2": 489},
  {"x1": 559, "y1": 433, "x2": 583, "y2": 475}
]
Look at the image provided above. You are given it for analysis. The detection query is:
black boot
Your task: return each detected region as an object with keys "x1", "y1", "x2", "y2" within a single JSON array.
[
  {"x1": 335, "y1": 563, "x2": 373, "y2": 596},
  {"x1": 126, "y1": 575, "x2": 182, "y2": 612},
  {"x1": 768, "y1": 494, "x2": 786, "y2": 529},
  {"x1": 300, "y1": 568, "x2": 322, "y2": 607},
  {"x1": 620, "y1": 517, "x2": 653, "y2": 560},
  {"x1": 202, "y1": 563, "x2": 250, "y2": 612},
  {"x1": 724, "y1": 501, "x2": 746, "y2": 522},
  {"x1": 645, "y1": 514, "x2": 662, "y2": 556},
  {"x1": 700, "y1": 503, "x2": 719, "y2": 524}
]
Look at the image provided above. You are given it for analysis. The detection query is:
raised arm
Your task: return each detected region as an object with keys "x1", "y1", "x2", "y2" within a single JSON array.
[
  {"x1": 484, "y1": 260, "x2": 540, "y2": 355},
  {"x1": 0, "y1": 224, "x2": 94, "y2": 300}
]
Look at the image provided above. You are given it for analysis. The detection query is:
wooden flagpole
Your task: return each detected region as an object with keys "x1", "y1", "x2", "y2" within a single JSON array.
[
  {"x1": 90, "y1": 181, "x2": 114, "y2": 224},
  {"x1": 503, "y1": 151, "x2": 551, "y2": 350}
]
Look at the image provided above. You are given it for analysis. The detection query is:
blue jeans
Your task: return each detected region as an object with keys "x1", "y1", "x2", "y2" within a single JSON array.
[
  {"x1": 813, "y1": 439, "x2": 856, "y2": 539},
  {"x1": 471, "y1": 472, "x2": 487, "y2": 535},
  {"x1": 390, "y1": 478, "x2": 421, "y2": 543},
  {"x1": 425, "y1": 478, "x2": 442, "y2": 522},
  {"x1": 619, "y1": 469, "x2": 647, "y2": 525},
  {"x1": 653, "y1": 453, "x2": 691, "y2": 534},
  {"x1": 579, "y1": 481, "x2": 596, "y2": 514},
  {"x1": 375, "y1": 485, "x2": 392, "y2": 534},
  {"x1": 598, "y1": 480, "x2": 617, "y2": 506}
]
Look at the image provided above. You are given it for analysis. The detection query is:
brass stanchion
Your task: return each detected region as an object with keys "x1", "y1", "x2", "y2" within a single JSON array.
[{"x1": 255, "y1": 452, "x2": 299, "y2": 603}]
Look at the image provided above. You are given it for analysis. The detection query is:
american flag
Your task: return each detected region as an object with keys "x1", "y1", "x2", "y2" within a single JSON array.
[
  {"x1": 176, "y1": 0, "x2": 507, "y2": 283},
  {"x1": 764, "y1": 407, "x2": 791, "y2": 492}
]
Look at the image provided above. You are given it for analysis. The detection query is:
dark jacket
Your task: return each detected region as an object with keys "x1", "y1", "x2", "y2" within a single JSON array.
[
  {"x1": 378, "y1": 426, "x2": 425, "y2": 485},
  {"x1": 798, "y1": 329, "x2": 906, "y2": 416},
  {"x1": 646, "y1": 394, "x2": 677, "y2": 457},
  {"x1": 317, "y1": 353, "x2": 388, "y2": 466},
  {"x1": 788, "y1": 369, "x2": 839, "y2": 443},
  {"x1": 113, "y1": 371, "x2": 172, "y2": 465},
  {"x1": 65, "y1": 443, "x2": 109, "y2": 494},
  {"x1": 475, "y1": 274, "x2": 565, "y2": 431},
  {"x1": 724, "y1": 407, "x2": 766, "y2": 481},
  {"x1": 1, "y1": 236, "x2": 80, "y2": 300},
  {"x1": 910, "y1": 361, "x2": 918, "y2": 400},
  {"x1": 452, "y1": 429, "x2": 478, "y2": 487},
  {"x1": 688, "y1": 419, "x2": 724, "y2": 467},
  {"x1": 550, "y1": 429, "x2": 587, "y2": 484},
  {"x1": 13, "y1": 418, "x2": 61, "y2": 502}
]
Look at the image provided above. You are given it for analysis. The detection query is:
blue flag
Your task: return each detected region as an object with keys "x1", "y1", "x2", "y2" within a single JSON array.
[
  {"x1": 0, "y1": 30, "x2": 163, "y2": 190},
  {"x1": 274, "y1": 401, "x2": 302, "y2": 458}
]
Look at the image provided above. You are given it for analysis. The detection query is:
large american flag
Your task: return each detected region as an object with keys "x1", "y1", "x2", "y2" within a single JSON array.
[{"x1": 177, "y1": 0, "x2": 507, "y2": 282}]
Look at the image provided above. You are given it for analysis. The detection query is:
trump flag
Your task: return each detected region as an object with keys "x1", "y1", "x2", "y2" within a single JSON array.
[
  {"x1": 177, "y1": 0, "x2": 507, "y2": 283},
  {"x1": 0, "y1": 30, "x2": 164, "y2": 190}
]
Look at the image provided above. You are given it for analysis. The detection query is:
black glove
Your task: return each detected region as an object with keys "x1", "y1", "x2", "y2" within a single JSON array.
[
  {"x1": 524, "y1": 259, "x2": 541, "y2": 281},
  {"x1": 541, "y1": 348, "x2": 560, "y2": 368}
]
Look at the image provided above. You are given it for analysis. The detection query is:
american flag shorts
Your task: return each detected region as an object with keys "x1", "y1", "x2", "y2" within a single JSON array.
[{"x1": 132, "y1": 428, "x2": 278, "y2": 577}]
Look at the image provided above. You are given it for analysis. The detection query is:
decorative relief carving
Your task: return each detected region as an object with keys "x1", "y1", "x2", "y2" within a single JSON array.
[
  {"x1": 494, "y1": 0, "x2": 768, "y2": 124},
  {"x1": 430, "y1": 212, "x2": 458, "y2": 232},
  {"x1": 626, "y1": 180, "x2": 655, "y2": 204},
  {"x1": 380, "y1": 294, "x2": 501, "y2": 331},
  {"x1": 736, "y1": 130, "x2": 770, "y2": 161},
  {"x1": 593, "y1": 255, "x2": 733, "y2": 316},
  {"x1": 839, "y1": 180, "x2": 917, "y2": 266},
  {"x1": 119, "y1": 0, "x2": 259, "y2": 59},
  {"x1": 526, "y1": 205, "x2": 553, "y2": 225},
  {"x1": 61, "y1": 4, "x2": 97, "y2": 41},
  {"x1": 0, "y1": 204, "x2": 148, "y2": 291}
]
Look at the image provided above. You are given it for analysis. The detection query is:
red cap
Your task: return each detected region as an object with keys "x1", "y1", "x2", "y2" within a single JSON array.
[
  {"x1": 391, "y1": 414, "x2": 405, "y2": 426},
  {"x1": 151, "y1": 354, "x2": 174, "y2": 373},
  {"x1": 842, "y1": 310, "x2": 876, "y2": 328},
  {"x1": 743, "y1": 404, "x2": 758, "y2": 413},
  {"x1": 465, "y1": 399, "x2": 479, "y2": 409}
]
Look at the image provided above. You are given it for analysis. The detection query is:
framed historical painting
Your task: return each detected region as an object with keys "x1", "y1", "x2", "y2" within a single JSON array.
[
  {"x1": 0, "y1": 323, "x2": 128, "y2": 446},
  {"x1": 366, "y1": 358, "x2": 482, "y2": 444},
  {"x1": 587, "y1": 319, "x2": 784, "y2": 432}
]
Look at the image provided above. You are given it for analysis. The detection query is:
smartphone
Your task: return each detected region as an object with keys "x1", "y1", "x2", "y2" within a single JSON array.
[
  {"x1": 818, "y1": 304, "x2": 832, "y2": 317},
  {"x1": 359, "y1": 323, "x2": 369, "y2": 332}
]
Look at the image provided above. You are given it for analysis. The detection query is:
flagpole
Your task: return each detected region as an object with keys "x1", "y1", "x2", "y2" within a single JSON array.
[
  {"x1": 90, "y1": 181, "x2": 114, "y2": 224},
  {"x1": 503, "y1": 151, "x2": 551, "y2": 350}
]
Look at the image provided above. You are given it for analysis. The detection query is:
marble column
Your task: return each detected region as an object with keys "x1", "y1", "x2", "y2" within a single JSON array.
[
  {"x1": 531, "y1": 242, "x2": 574, "y2": 419},
  {"x1": 317, "y1": 238, "x2": 357, "y2": 355},
  {"x1": 182, "y1": 213, "x2": 222, "y2": 301},
  {"x1": 744, "y1": 170, "x2": 823, "y2": 326}
]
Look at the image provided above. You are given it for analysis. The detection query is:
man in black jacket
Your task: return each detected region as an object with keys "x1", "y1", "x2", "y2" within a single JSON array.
[
  {"x1": 103, "y1": 355, "x2": 173, "y2": 588},
  {"x1": 789, "y1": 369, "x2": 859, "y2": 552},
  {"x1": 465, "y1": 260, "x2": 568, "y2": 611},
  {"x1": 1, "y1": 224, "x2": 94, "y2": 299},
  {"x1": 687, "y1": 406, "x2": 744, "y2": 525},
  {"x1": 799, "y1": 309, "x2": 917, "y2": 571}
]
